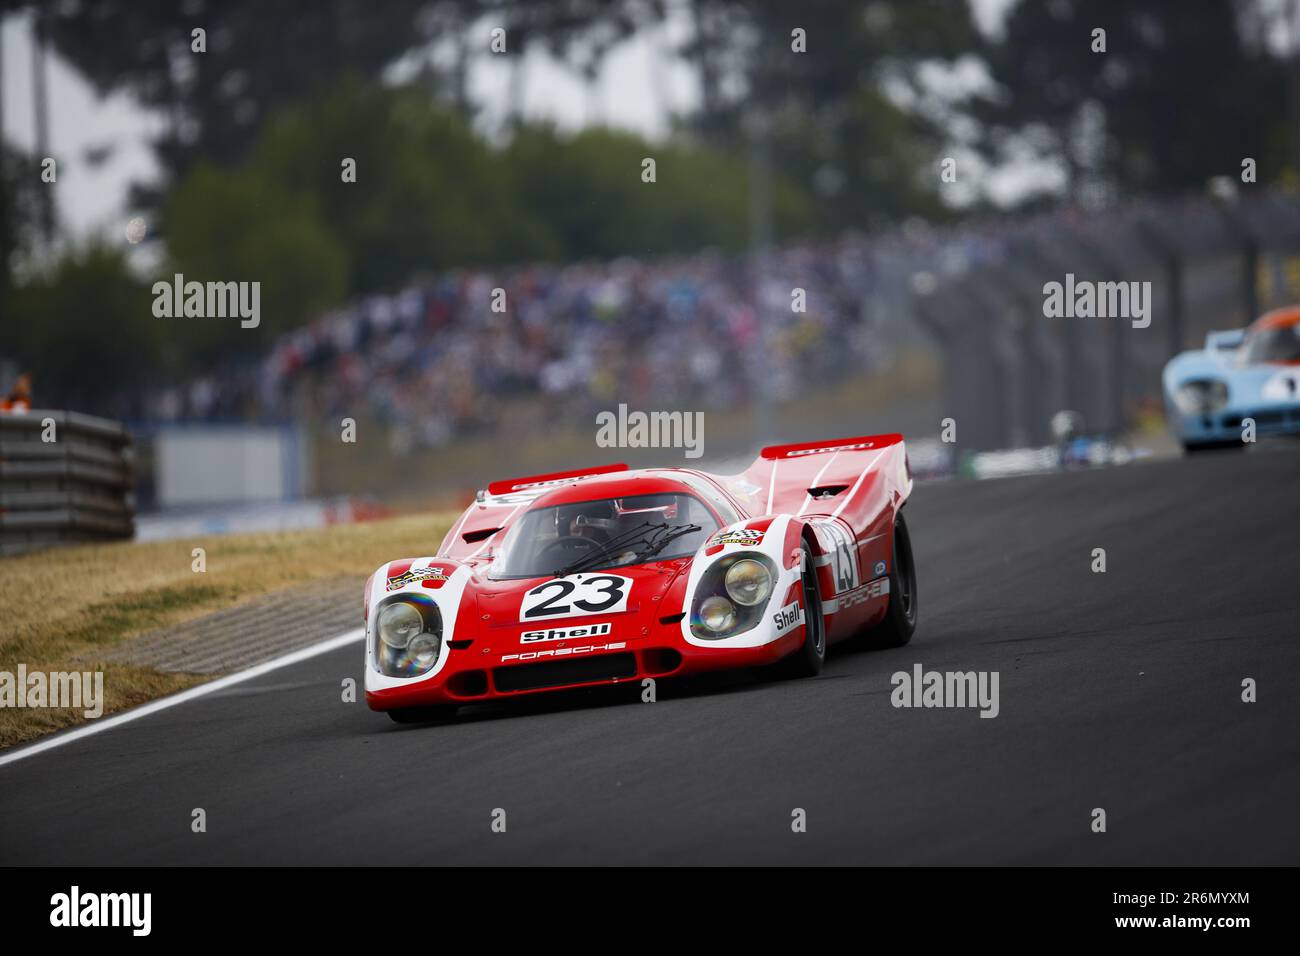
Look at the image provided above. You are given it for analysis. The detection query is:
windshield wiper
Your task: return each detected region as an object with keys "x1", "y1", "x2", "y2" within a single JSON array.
[
  {"x1": 554, "y1": 521, "x2": 657, "y2": 577},
  {"x1": 632, "y1": 523, "x2": 702, "y2": 562},
  {"x1": 554, "y1": 522, "x2": 702, "y2": 577}
]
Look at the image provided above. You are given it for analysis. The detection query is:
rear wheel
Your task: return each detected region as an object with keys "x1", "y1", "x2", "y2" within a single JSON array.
[
  {"x1": 387, "y1": 705, "x2": 458, "y2": 724},
  {"x1": 773, "y1": 539, "x2": 826, "y2": 678},
  {"x1": 861, "y1": 511, "x2": 917, "y2": 649}
]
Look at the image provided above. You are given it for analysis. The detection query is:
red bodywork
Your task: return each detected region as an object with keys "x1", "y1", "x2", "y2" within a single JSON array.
[{"x1": 365, "y1": 433, "x2": 912, "y2": 711}]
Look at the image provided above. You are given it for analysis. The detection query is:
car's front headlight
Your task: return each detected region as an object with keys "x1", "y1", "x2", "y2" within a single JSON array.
[
  {"x1": 698, "y1": 595, "x2": 737, "y2": 632},
  {"x1": 724, "y1": 558, "x2": 774, "y2": 606},
  {"x1": 379, "y1": 602, "x2": 424, "y2": 649},
  {"x1": 691, "y1": 553, "x2": 778, "y2": 639},
  {"x1": 374, "y1": 596, "x2": 443, "y2": 677},
  {"x1": 1173, "y1": 379, "x2": 1229, "y2": 415}
]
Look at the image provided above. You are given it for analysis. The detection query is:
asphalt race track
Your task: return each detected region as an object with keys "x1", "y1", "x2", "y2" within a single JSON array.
[{"x1": 3, "y1": 445, "x2": 1298, "y2": 865}]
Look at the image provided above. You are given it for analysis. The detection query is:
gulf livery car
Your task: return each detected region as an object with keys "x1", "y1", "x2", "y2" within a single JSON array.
[
  {"x1": 1163, "y1": 305, "x2": 1300, "y2": 452},
  {"x1": 364, "y1": 433, "x2": 917, "y2": 723}
]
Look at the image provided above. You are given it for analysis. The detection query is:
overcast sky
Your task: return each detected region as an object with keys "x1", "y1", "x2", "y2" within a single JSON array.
[{"x1": 0, "y1": 0, "x2": 1017, "y2": 240}]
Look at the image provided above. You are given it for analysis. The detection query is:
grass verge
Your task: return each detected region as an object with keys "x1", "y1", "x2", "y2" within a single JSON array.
[{"x1": 0, "y1": 511, "x2": 455, "y2": 750}]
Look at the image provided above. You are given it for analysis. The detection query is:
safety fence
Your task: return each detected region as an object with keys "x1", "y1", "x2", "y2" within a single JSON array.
[{"x1": 906, "y1": 191, "x2": 1300, "y2": 449}]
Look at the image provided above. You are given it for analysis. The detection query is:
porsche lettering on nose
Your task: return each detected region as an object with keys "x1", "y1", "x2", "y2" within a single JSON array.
[{"x1": 501, "y1": 642, "x2": 626, "y2": 662}]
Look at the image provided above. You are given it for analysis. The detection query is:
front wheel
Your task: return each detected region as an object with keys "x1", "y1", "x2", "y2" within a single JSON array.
[
  {"x1": 387, "y1": 704, "x2": 458, "y2": 725},
  {"x1": 861, "y1": 511, "x2": 917, "y2": 649},
  {"x1": 773, "y1": 539, "x2": 826, "y2": 678}
]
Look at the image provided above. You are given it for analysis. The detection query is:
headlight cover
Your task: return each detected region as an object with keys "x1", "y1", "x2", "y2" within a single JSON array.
[
  {"x1": 1173, "y1": 379, "x2": 1229, "y2": 415},
  {"x1": 699, "y1": 595, "x2": 737, "y2": 632},
  {"x1": 691, "y1": 553, "x2": 779, "y2": 639},
  {"x1": 378, "y1": 602, "x2": 423, "y2": 649},
  {"x1": 724, "y1": 558, "x2": 774, "y2": 606},
  {"x1": 374, "y1": 595, "x2": 443, "y2": 677}
]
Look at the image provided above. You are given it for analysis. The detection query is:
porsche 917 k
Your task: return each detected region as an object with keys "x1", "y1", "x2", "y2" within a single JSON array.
[{"x1": 364, "y1": 433, "x2": 917, "y2": 722}]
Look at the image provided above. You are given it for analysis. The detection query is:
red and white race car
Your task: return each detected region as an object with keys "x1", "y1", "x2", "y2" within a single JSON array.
[{"x1": 364, "y1": 433, "x2": 917, "y2": 722}]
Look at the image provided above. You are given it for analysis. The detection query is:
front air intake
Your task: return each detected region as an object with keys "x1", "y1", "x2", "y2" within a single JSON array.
[{"x1": 493, "y1": 653, "x2": 637, "y2": 692}]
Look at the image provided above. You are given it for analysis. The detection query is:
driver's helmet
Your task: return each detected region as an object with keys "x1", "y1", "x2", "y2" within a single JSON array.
[{"x1": 569, "y1": 503, "x2": 618, "y2": 541}]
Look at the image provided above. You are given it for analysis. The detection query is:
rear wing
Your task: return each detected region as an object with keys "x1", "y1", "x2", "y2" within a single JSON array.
[
  {"x1": 484, "y1": 463, "x2": 628, "y2": 498},
  {"x1": 760, "y1": 433, "x2": 903, "y2": 460},
  {"x1": 741, "y1": 433, "x2": 911, "y2": 517}
]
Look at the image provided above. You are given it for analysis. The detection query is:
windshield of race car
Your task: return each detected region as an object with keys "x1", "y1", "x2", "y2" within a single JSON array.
[
  {"x1": 489, "y1": 492, "x2": 720, "y2": 579},
  {"x1": 1243, "y1": 320, "x2": 1300, "y2": 364}
]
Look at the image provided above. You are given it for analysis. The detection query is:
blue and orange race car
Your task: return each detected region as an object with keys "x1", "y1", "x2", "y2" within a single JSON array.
[{"x1": 1163, "y1": 306, "x2": 1300, "y2": 452}]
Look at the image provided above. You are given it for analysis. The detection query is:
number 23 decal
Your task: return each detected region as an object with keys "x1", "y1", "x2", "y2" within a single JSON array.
[{"x1": 520, "y1": 575, "x2": 632, "y2": 620}]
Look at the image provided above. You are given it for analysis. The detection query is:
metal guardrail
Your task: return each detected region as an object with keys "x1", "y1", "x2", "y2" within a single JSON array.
[{"x1": 0, "y1": 410, "x2": 135, "y2": 556}]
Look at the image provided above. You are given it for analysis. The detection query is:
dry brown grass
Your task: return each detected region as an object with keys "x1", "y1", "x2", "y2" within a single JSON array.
[{"x1": 0, "y1": 511, "x2": 455, "y2": 749}]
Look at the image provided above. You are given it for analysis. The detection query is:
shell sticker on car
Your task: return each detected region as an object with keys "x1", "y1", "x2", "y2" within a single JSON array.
[
  {"x1": 520, "y1": 621, "x2": 614, "y2": 644},
  {"x1": 772, "y1": 600, "x2": 805, "y2": 636},
  {"x1": 519, "y1": 574, "x2": 632, "y2": 621}
]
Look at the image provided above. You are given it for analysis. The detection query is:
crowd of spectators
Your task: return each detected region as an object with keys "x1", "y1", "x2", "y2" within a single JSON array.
[
  {"x1": 136, "y1": 192, "x2": 1293, "y2": 453},
  {"x1": 138, "y1": 233, "x2": 919, "y2": 451}
]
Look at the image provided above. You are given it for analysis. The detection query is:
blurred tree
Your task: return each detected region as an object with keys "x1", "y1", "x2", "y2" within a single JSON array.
[
  {"x1": 674, "y1": 0, "x2": 980, "y2": 229},
  {"x1": 0, "y1": 0, "x2": 468, "y2": 203},
  {"x1": 160, "y1": 163, "x2": 349, "y2": 355},
  {"x1": 6, "y1": 0, "x2": 668, "y2": 197},
  {"x1": 1237, "y1": 0, "x2": 1300, "y2": 181},
  {"x1": 248, "y1": 80, "x2": 542, "y2": 290},
  {"x1": 0, "y1": 144, "x2": 42, "y2": 303},
  {"x1": 11, "y1": 0, "x2": 971, "y2": 228},
  {"x1": 485, "y1": 1, "x2": 667, "y2": 126},
  {"x1": 979, "y1": 0, "x2": 1291, "y2": 200},
  {"x1": 158, "y1": 81, "x2": 799, "y2": 309},
  {"x1": 2, "y1": 243, "x2": 159, "y2": 407},
  {"x1": 503, "y1": 124, "x2": 810, "y2": 258}
]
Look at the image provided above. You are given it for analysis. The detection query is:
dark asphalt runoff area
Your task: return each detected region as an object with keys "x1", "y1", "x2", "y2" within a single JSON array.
[{"x1": 2, "y1": 443, "x2": 1298, "y2": 865}]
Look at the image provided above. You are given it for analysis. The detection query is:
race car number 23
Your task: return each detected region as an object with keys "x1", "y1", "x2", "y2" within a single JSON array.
[{"x1": 520, "y1": 574, "x2": 632, "y2": 621}]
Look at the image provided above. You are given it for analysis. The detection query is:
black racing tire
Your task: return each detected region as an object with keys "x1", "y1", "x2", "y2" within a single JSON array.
[
  {"x1": 773, "y1": 539, "x2": 826, "y2": 678},
  {"x1": 861, "y1": 510, "x2": 917, "y2": 649},
  {"x1": 1182, "y1": 440, "x2": 1244, "y2": 454},
  {"x1": 386, "y1": 704, "x2": 459, "y2": 724}
]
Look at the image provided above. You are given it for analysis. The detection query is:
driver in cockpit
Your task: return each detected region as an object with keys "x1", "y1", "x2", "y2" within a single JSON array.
[{"x1": 569, "y1": 509, "x2": 618, "y2": 543}]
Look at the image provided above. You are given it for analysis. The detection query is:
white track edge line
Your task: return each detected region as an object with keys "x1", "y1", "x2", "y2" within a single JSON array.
[{"x1": 0, "y1": 627, "x2": 365, "y2": 769}]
